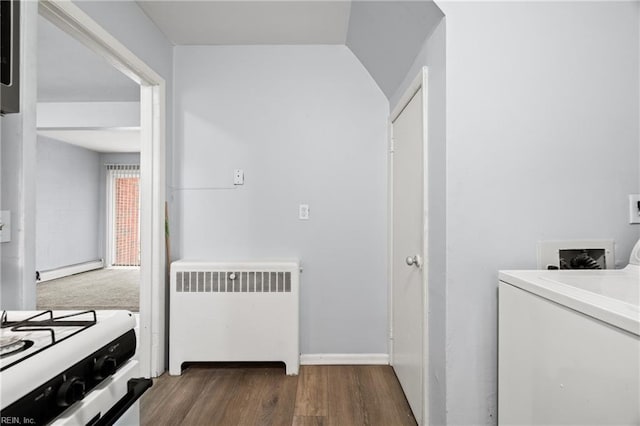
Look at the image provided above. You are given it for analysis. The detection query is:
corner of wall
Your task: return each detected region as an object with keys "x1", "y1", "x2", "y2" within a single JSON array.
[{"x1": 1, "y1": 0, "x2": 38, "y2": 310}]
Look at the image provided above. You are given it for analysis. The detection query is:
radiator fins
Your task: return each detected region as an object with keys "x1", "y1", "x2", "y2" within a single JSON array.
[{"x1": 175, "y1": 271, "x2": 292, "y2": 292}]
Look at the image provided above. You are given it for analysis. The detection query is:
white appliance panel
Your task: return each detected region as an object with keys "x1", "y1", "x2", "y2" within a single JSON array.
[
  {"x1": 50, "y1": 360, "x2": 140, "y2": 425},
  {"x1": 1, "y1": 310, "x2": 136, "y2": 408},
  {"x1": 498, "y1": 268, "x2": 639, "y2": 335},
  {"x1": 498, "y1": 282, "x2": 639, "y2": 425},
  {"x1": 499, "y1": 239, "x2": 640, "y2": 425}
]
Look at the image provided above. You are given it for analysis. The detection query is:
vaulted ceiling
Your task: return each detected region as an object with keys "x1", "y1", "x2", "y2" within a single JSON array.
[
  {"x1": 346, "y1": 1, "x2": 443, "y2": 98},
  {"x1": 136, "y1": 0, "x2": 444, "y2": 98},
  {"x1": 136, "y1": 1, "x2": 353, "y2": 45},
  {"x1": 38, "y1": 1, "x2": 444, "y2": 102}
]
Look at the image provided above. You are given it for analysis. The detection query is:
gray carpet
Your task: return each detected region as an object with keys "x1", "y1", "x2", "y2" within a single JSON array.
[{"x1": 37, "y1": 268, "x2": 139, "y2": 312}]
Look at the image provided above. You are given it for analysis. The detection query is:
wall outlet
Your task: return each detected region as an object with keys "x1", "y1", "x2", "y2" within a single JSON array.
[
  {"x1": 299, "y1": 204, "x2": 310, "y2": 220},
  {"x1": 233, "y1": 169, "x2": 244, "y2": 185},
  {"x1": 0, "y1": 210, "x2": 11, "y2": 243},
  {"x1": 629, "y1": 194, "x2": 640, "y2": 224}
]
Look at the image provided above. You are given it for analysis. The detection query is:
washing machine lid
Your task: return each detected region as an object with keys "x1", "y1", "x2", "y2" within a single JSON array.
[
  {"x1": 629, "y1": 238, "x2": 640, "y2": 266},
  {"x1": 499, "y1": 268, "x2": 639, "y2": 336}
]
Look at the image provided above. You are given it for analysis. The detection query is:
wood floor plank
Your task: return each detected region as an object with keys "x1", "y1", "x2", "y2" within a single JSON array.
[
  {"x1": 326, "y1": 365, "x2": 366, "y2": 426},
  {"x1": 139, "y1": 373, "x2": 178, "y2": 421},
  {"x1": 236, "y1": 367, "x2": 297, "y2": 426},
  {"x1": 141, "y1": 364, "x2": 416, "y2": 426},
  {"x1": 179, "y1": 368, "x2": 242, "y2": 425},
  {"x1": 357, "y1": 366, "x2": 416, "y2": 426},
  {"x1": 141, "y1": 368, "x2": 214, "y2": 426},
  {"x1": 198, "y1": 365, "x2": 296, "y2": 426},
  {"x1": 292, "y1": 415, "x2": 326, "y2": 426},
  {"x1": 294, "y1": 366, "x2": 328, "y2": 417}
]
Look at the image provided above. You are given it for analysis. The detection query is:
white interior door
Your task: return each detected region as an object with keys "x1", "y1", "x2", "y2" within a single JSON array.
[{"x1": 391, "y1": 83, "x2": 426, "y2": 424}]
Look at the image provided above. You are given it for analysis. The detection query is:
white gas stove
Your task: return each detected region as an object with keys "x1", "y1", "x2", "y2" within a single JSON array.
[{"x1": 0, "y1": 310, "x2": 151, "y2": 425}]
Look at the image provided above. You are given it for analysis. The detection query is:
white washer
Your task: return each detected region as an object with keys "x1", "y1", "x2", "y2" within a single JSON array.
[{"x1": 498, "y1": 238, "x2": 640, "y2": 425}]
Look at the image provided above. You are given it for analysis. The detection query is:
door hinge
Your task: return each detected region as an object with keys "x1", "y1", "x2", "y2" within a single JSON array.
[{"x1": 389, "y1": 138, "x2": 395, "y2": 153}]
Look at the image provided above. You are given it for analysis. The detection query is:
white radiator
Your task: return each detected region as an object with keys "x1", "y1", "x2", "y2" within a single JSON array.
[{"x1": 169, "y1": 260, "x2": 300, "y2": 376}]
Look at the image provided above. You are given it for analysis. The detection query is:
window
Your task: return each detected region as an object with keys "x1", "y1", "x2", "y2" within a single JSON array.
[{"x1": 106, "y1": 164, "x2": 140, "y2": 267}]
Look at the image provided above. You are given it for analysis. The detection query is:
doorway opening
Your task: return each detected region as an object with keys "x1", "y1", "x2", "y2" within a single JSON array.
[
  {"x1": 37, "y1": 0, "x2": 167, "y2": 378},
  {"x1": 34, "y1": 11, "x2": 143, "y2": 313}
]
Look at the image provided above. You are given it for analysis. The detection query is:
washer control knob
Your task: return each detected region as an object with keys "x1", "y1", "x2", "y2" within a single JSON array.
[
  {"x1": 93, "y1": 355, "x2": 117, "y2": 380},
  {"x1": 57, "y1": 377, "x2": 85, "y2": 407}
]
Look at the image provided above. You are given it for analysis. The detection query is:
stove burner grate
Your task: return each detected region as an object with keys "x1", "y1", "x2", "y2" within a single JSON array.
[{"x1": 0, "y1": 310, "x2": 97, "y2": 371}]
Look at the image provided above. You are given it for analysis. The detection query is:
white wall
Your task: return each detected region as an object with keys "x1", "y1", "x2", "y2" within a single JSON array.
[
  {"x1": 1, "y1": 0, "x2": 38, "y2": 309},
  {"x1": 74, "y1": 2, "x2": 173, "y2": 92},
  {"x1": 35, "y1": 137, "x2": 101, "y2": 271},
  {"x1": 37, "y1": 14, "x2": 140, "y2": 103},
  {"x1": 174, "y1": 45, "x2": 389, "y2": 354},
  {"x1": 432, "y1": 2, "x2": 638, "y2": 424},
  {"x1": 37, "y1": 102, "x2": 140, "y2": 128}
]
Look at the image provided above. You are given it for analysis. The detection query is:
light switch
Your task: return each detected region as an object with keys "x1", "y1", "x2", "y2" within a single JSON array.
[
  {"x1": 299, "y1": 204, "x2": 310, "y2": 220},
  {"x1": 234, "y1": 169, "x2": 244, "y2": 185},
  {"x1": 0, "y1": 210, "x2": 11, "y2": 243},
  {"x1": 629, "y1": 194, "x2": 640, "y2": 224}
]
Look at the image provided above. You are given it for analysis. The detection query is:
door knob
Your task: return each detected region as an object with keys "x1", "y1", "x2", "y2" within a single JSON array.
[{"x1": 405, "y1": 255, "x2": 422, "y2": 268}]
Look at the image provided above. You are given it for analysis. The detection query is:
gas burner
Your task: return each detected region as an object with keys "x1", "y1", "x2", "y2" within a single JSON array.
[
  {"x1": 0, "y1": 334, "x2": 23, "y2": 348},
  {"x1": 0, "y1": 339, "x2": 34, "y2": 358}
]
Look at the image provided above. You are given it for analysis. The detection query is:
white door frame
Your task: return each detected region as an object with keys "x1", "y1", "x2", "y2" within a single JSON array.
[
  {"x1": 388, "y1": 67, "x2": 429, "y2": 424},
  {"x1": 39, "y1": 0, "x2": 166, "y2": 378},
  {"x1": 105, "y1": 167, "x2": 116, "y2": 267}
]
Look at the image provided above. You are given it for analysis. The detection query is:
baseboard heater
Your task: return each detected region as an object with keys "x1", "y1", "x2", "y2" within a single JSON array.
[
  {"x1": 37, "y1": 259, "x2": 104, "y2": 282},
  {"x1": 169, "y1": 260, "x2": 300, "y2": 376}
]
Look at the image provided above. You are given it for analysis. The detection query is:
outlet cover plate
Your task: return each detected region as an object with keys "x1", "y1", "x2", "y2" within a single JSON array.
[
  {"x1": 299, "y1": 204, "x2": 309, "y2": 220},
  {"x1": 233, "y1": 169, "x2": 244, "y2": 185}
]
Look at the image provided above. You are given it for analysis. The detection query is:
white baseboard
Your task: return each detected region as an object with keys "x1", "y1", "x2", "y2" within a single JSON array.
[
  {"x1": 300, "y1": 353, "x2": 390, "y2": 365},
  {"x1": 38, "y1": 259, "x2": 104, "y2": 282}
]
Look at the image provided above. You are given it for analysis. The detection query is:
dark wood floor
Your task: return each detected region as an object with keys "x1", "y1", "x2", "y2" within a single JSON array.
[{"x1": 141, "y1": 364, "x2": 416, "y2": 426}]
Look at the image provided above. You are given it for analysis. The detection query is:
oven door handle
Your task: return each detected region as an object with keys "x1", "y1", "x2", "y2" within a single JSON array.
[{"x1": 88, "y1": 377, "x2": 153, "y2": 426}]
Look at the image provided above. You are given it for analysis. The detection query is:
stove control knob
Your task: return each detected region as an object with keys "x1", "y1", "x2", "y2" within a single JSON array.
[
  {"x1": 57, "y1": 377, "x2": 85, "y2": 407},
  {"x1": 93, "y1": 355, "x2": 117, "y2": 380}
]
